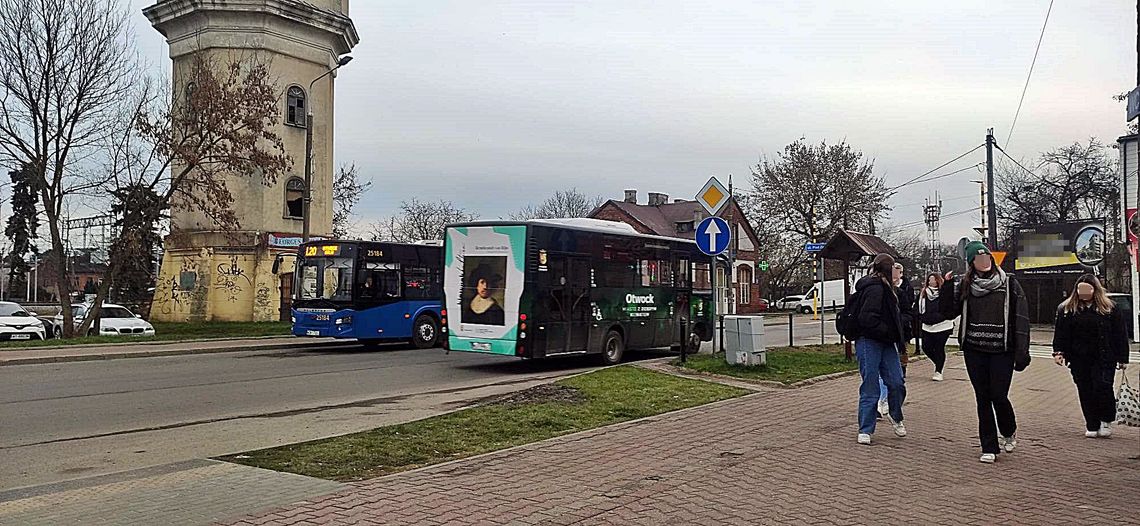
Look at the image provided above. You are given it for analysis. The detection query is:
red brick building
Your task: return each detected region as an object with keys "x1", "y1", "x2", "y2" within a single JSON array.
[{"x1": 590, "y1": 190, "x2": 765, "y2": 314}]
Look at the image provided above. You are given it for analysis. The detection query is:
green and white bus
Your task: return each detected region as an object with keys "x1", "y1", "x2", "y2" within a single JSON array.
[{"x1": 442, "y1": 219, "x2": 715, "y2": 364}]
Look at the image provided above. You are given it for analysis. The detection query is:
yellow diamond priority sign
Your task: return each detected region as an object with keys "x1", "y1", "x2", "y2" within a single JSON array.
[{"x1": 696, "y1": 176, "x2": 730, "y2": 216}]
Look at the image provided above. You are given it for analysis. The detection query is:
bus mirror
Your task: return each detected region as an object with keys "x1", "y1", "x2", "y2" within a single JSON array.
[{"x1": 272, "y1": 255, "x2": 283, "y2": 275}]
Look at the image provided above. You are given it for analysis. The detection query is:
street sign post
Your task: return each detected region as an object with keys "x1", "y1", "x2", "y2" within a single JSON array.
[
  {"x1": 696, "y1": 217, "x2": 731, "y2": 256},
  {"x1": 696, "y1": 176, "x2": 731, "y2": 216}
]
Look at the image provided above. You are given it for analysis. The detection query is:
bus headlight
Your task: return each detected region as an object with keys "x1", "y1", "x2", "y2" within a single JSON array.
[{"x1": 291, "y1": 316, "x2": 296, "y2": 324}]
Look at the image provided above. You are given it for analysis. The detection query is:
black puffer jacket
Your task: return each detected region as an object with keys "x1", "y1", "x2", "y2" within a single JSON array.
[
  {"x1": 855, "y1": 275, "x2": 906, "y2": 344},
  {"x1": 1053, "y1": 305, "x2": 1130, "y2": 364}
]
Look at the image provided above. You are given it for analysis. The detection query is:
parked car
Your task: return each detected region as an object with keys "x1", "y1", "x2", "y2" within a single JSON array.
[
  {"x1": 0, "y1": 301, "x2": 47, "y2": 341},
  {"x1": 51, "y1": 303, "x2": 155, "y2": 338},
  {"x1": 774, "y1": 295, "x2": 805, "y2": 311}
]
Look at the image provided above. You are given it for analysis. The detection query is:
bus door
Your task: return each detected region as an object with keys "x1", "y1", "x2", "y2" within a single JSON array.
[
  {"x1": 542, "y1": 253, "x2": 591, "y2": 355},
  {"x1": 672, "y1": 254, "x2": 691, "y2": 348}
]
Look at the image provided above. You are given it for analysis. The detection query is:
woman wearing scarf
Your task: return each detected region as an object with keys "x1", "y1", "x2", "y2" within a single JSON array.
[
  {"x1": 919, "y1": 272, "x2": 956, "y2": 382},
  {"x1": 1052, "y1": 275, "x2": 1129, "y2": 438},
  {"x1": 940, "y1": 241, "x2": 1030, "y2": 464}
]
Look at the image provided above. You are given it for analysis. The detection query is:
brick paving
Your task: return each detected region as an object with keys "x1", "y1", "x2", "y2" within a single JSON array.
[
  {"x1": 0, "y1": 460, "x2": 344, "y2": 526},
  {"x1": 220, "y1": 355, "x2": 1140, "y2": 525}
]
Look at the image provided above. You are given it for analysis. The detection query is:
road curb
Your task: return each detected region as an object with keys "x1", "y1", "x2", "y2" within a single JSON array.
[{"x1": 0, "y1": 340, "x2": 362, "y2": 367}]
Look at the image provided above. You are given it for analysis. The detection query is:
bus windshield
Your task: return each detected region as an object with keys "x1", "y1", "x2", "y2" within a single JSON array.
[{"x1": 298, "y1": 256, "x2": 355, "y2": 301}]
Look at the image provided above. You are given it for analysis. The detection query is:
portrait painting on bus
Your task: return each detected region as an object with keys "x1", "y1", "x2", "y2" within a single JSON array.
[{"x1": 462, "y1": 256, "x2": 507, "y2": 326}]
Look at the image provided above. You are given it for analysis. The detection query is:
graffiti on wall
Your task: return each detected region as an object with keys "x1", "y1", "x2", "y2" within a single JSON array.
[{"x1": 214, "y1": 255, "x2": 253, "y2": 303}]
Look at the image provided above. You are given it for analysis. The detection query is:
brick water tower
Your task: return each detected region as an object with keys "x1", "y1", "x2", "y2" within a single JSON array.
[{"x1": 144, "y1": 0, "x2": 358, "y2": 322}]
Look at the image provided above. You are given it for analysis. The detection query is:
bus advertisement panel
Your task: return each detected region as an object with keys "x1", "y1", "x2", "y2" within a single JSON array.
[{"x1": 444, "y1": 225, "x2": 526, "y2": 356}]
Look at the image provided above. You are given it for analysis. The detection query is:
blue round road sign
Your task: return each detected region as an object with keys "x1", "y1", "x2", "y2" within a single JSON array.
[{"x1": 696, "y1": 217, "x2": 731, "y2": 256}]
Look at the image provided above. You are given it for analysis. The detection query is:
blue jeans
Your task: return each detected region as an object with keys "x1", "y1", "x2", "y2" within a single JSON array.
[{"x1": 857, "y1": 338, "x2": 906, "y2": 435}]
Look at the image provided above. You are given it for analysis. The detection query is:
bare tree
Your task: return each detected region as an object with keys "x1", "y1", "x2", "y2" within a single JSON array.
[
  {"x1": 371, "y1": 198, "x2": 477, "y2": 243},
  {"x1": 75, "y1": 53, "x2": 291, "y2": 335},
  {"x1": 878, "y1": 222, "x2": 928, "y2": 270},
  {"x1": 0, "y1": 0, "x2": 135, "y2": 335},
  {"x1": 996, "y1": 138, "x2": 1118, "y2": 238},
  {"x1": 509, "y1": 188, "x2": 604, "y2": 220},
  {"x1": 751, "y1": 139, "x2": 891, "y2": 242},
  {"x1": 332, "y1": 163, "x2": 371, "y2": 238}
]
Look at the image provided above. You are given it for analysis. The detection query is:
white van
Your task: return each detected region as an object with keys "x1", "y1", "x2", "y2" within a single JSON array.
[{"x1": 798, "y1": 280, "x2": 848, "y2": 314}]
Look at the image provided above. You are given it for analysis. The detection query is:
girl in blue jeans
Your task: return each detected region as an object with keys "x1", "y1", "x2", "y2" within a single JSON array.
[{"x1": 853, "y1": 254, "x2": 908, "y2": 444}]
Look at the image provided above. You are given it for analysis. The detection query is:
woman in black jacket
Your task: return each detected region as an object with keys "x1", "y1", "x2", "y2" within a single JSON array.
[
  {"x1": 853, "y1": 253, "x2": 908, "y2": 446},
  {"x1": 940, "y1": 241, "x2": 1030, "y2": 464},
  {"x1": 918, "y1": 272, "x2": 956, "y2": 381},
  {"x1": 1052, "y1": 274, "x2": 1130, "y2": 438}
]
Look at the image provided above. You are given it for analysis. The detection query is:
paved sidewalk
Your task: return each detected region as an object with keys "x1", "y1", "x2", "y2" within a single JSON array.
[
  {"x1": 0, "y1": 337, "x2": 356, "y2": 366},
  {"x1": 0, "y1": 460, "x2": 344, "y2": 526},
  {"x1": 222, "y1": 355, "x2": 1140, "y2": 525}
]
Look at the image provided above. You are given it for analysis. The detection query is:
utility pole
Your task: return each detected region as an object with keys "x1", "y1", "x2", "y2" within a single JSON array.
[{"x1": 985, "y1": 129, "x2": 997, "y2": 248}]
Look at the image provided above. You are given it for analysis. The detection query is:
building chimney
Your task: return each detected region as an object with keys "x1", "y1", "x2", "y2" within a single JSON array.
[
  {"x1": 624, "y1": 189, "x2": 637, "y2": 204},
  {"x1": 648, "y1": 192, "x2": 668, "y2": 206}
]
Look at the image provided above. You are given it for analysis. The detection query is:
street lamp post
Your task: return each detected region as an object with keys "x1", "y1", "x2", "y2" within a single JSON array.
[{"x1": 302, "y1": 55, "x2": 353, "y2": 243}]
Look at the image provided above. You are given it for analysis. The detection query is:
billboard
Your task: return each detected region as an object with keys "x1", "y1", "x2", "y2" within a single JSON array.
[{"x1": 1013, "y1": 219, "x2": 1105, "y2": 275}]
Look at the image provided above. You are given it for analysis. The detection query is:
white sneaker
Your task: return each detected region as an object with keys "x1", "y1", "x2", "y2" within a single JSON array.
[
  {"x1": 979, "y1": 453, "x2": 996, "y2": 464},
  {"x1": 1001, "y1": 435, "x2": 1017, "y2": 453},
  {"x1": 878, "y1": 399, "x2": 889, "y2": 417},
  {"x1": 1085, "y1": 430, "x2": 1099, "y2": 438},
  {"x1": 932, "y1": 372, "x2": 944, "y2": 382},
  {"x1": 858, "y1": 433, "x2": 872, "y2": 445},
  {"x1": 886, "y1": 415, "x2": 907, "y2": 437},
  {"x1": 1098, "y1": 422, "x2": 1113, "y2": 438}
]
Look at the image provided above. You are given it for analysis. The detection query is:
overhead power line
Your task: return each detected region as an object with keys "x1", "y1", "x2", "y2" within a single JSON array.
[
  {"x1": 1005, "y1": 0, "x2": 1055, "y2": 147},
  {"x1": 993, "y1": 144, "x2": 1042, "y2": 179},
  {"x1": 891, "y1": 144, "x2": 985, "y2": 190}
]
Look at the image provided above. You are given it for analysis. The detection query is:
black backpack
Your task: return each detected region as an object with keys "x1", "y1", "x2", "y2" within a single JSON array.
[{"x1": 835, "y1": 288, "x2": 866, "y2": 339}]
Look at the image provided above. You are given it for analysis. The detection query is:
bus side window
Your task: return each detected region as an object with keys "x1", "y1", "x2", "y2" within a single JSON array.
[
  {"x1": 676, "y1": 258, "x2": 690, "y2": 288},
  {"x1": 362, "y1": 262, "x2": 401, "y2": 299},
  {"x1": 403, "y1": 266, "x2": 437, "y2": 300}
]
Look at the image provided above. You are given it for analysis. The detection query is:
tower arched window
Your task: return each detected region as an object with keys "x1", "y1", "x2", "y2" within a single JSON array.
[
  {"x1": 285, "y1": 177, "x2": 305, "y2": 219},
  {"x1": 286, "y1": 86, "x2": 307, "y2": 128}
]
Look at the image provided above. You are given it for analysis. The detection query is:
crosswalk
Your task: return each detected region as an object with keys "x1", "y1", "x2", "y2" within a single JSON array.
[{"x1": 1028, "y1": 345, "x2": 1140, "y2": 363}]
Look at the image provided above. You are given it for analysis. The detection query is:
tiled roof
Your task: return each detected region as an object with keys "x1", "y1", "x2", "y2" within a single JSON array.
[{"x1": 597, "y1": 200, "x2": 710, "y2": 240}]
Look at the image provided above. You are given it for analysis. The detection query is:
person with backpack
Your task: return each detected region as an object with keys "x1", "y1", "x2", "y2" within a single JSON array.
[
  {"x1": 879, "y1": 262, "x2": 915, "y2": 416},
  {"x1": 919, "y1": 272, "x2": 956, "y2": 382},
  {"x1": 850, "y1": 253, "x2": 908, "y2": 445},
  {"x1": 1052, "y1": 274, "x2": 1130, "y2": 438},
  {"x1": 940, "y1": 241, "x2": 1030, "y2": 464}
]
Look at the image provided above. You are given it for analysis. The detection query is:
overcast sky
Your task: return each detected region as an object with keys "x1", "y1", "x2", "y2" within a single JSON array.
[{"x1": 132, "y1": 0, "x2": 1135, "y2": 242}]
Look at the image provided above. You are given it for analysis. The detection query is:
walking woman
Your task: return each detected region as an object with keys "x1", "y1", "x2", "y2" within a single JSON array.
[
  {"x1": 855, "y1": 253, "x2": 908, "y2": 445},
  {"x1": 919, "y1": 272, "x2": 956, "y2": 382},
  {"x1": 940, "y1": 241, "x2": 1030, "y2": 464},
  {"x1": 1052, "y1": 275, "x2": 1130, "y2": 438}
]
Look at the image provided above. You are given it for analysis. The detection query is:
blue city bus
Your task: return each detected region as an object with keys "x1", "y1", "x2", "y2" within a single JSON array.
[{"x1": 290, "y1": 240, "x2": 444, "y2": 349}]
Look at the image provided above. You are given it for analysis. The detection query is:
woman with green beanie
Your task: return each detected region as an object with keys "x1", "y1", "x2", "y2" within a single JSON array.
[{"x1": 940, "y1": 240, "x2": 1031, "y2": 464}]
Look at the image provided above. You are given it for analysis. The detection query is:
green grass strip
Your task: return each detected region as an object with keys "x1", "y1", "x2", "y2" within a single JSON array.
[{"x1": 220, "y1": 366, "x2": 747, "y2": 482}]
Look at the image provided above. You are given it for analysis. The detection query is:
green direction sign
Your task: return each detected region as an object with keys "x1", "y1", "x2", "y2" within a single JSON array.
[{"x1": 758, "y1": 261, "x2": 770, "y2": 272}]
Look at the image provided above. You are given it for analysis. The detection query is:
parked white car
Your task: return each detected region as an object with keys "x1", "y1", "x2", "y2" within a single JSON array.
[
  {"x1": 52, "y1": 303, "x2": 155, "y2": 338},
  {"x1": 773, "y1": 295, "x2": 805, "y2": 311},
  {"x1": 0, "y1": 301, "x2": 47, "y2": 341}
]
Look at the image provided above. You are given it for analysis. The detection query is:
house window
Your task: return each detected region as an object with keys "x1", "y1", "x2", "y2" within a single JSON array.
[
  {"x1": 675, "y1": 222, "x2": 693, "y2": 233},
  {"x1": 285, "y1": 177, "x2": 305, "y2": 219},
  {"x1": 738, "y1": 266, "x2": 752, "y2": 305},
  {"x1": 286, "y1": 86, "x2": 307, "y2": 128}
]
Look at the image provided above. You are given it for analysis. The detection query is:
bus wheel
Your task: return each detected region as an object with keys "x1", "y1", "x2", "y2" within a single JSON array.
[
  {"x1": 412, "y1": 315, "x2": 439, "y2": 349},
  {"x1": 600, "y1": 330, "x2": 624, "y2": 365},
  {"x1": 688, "y1": 331, "x2": 702, "y2": 352}
]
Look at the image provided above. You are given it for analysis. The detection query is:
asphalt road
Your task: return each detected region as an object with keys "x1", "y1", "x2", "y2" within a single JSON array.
[{"x1": 0, "y1": 342, "x2": 638, "y2": 492}]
